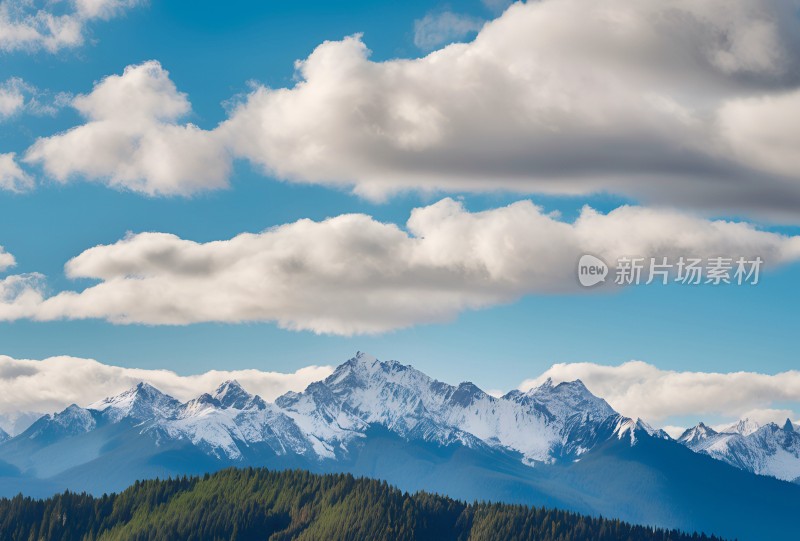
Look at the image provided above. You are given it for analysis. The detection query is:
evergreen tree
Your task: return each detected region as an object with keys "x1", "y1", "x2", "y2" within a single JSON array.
[{"x1": 0, "y1": 468, "x2": 731, "y2": 541}]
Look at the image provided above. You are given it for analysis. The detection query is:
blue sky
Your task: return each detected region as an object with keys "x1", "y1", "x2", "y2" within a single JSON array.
[{"x1": 1, "y1": 0, "x2": 800, "y2": 429}]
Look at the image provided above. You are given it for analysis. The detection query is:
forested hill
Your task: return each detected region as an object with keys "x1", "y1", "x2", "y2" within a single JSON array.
[{"x1": 0, "y1": 468, "x2": 726, "y2": 541}]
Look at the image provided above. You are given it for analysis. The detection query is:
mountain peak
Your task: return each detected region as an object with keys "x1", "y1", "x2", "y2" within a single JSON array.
[
  {"x1": 325, "y1": 352, "x2": 386, "y2": 388},
  {"x1": 527, "y1": 378, "x2": 590, "y2": 395},
  {"x1": 722, "y1": 417, "x2": 760, "y2": 436},
  {"x1": 352, "y1": 351, "x2": 378, "y2": 366},
  {"x1": 122, "y1": 381, "x2": 166, "y2": 398},
  {"x1": 783, "y1": 418, "x2": 795, "y2": 433},
  {"x1": 214, "y1": 379, "x2": 244, "y2": 395},
  {"x1": 528, "y1": 378, "x2": 614, "y2": 416},
  {"x1": 89, "y1": 382, "x2": 180, "y2": 422},
  {"x1": 677, "y1": 422, "x2": 718, "y2": 445},
  {"x1": 120, "y1": 382, "x2": 170, "y2": 402},
  {"x1": 450, "y1": 381, "x2": 490, "y2": 407},
  {"x1": 538, "y1": 377, "x2": 554, "y2": 390},
  {"x1": 556, "y1": 379, "x2": 589, "y2": 392},
  {"x1": 213, "y1": 380, "x2": 256, "y2": 409},
  {"x1": 22, "y1": 404, "x2": 96, "y2": 440}
]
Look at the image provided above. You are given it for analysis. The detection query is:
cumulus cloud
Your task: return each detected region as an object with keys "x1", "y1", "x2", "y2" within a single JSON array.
[
  {"x1": 0, "y1": 354, "x2": 333, "y2": 415},
  {"x1": 26, "y1": 61, "x2": 230, "y2": 195},
  {"x1": 0, "y1": 0, "x2": 143, "y2": 53},
  {"x1": 0, "y1": 199, "x2": 798, "y2": 334},
  {"x1": 25, "y1": 0, "x2": 800, "y2": 217},
  {"x1": 520, "y1": 361, "x2": 800, "y2": 426},
  {"x1": 413, "y1": 11, "x2": 484, "y2": 51},
  {"x1": 219, "y1": 0, "x2": 800, "y2": 212},
  {"x1": 0, "y1": 152, "x2": 34, "y2": 191}
]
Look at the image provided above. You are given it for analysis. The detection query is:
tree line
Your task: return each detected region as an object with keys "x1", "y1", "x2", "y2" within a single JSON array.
[{"x1": 0, "y1": 468, "x2": 730, "y2": 541}]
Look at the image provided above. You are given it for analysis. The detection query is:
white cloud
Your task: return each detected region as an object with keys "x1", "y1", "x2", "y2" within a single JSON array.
[
  {"x1": 520, "y1": 361, "x2": 800, "y2": 426},
  {"x1": 719, "y1": 89, "x2": 800, "y2": 179},
  {"x1": 0, "y1": 77, "x2": 71, "y2": 119},
  {"x1": 0, "y1": 0, "x2": 143, "y2": 53},
  {"x1": 0, "y1": 152, "x2": 34, "y2": 191},
  {"x1": 413, "y1": 11, "x2": 484, "y2": 51},
  {"x1": 26, "y1": 61, "x2": 230, "y2": 195},
  {"x1": 25, "y1": 0, "x2": 800, "y2": 216},
  {"x1": 0, "y1": 273, "x2": 45, "y2": 321},
  {"x1": 0, "y1": 246, "x2": 15, "y2": 271},
  {"x1": 0, "y1": 199, "x2": 798, "y2": 334},
  {"x1": 0, "y1": 77, "x2": 25, "y2": 118},
  {"x1": 219, "y1": 0, "x2": 800, "y2": 213},
  {"x1": 0, "y1": 354, "x2": 333, "y2": 415}
]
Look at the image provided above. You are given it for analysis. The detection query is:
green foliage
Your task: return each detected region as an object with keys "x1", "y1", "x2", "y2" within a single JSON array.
[{"x1": 0, "y1": 468, "x2": 729, "y2": 541}]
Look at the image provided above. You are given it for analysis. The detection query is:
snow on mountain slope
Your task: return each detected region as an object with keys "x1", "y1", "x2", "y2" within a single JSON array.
[
  {"x1": 678, "y1": 422, "x2": 719, "y2": 446},
  {"x1": 504, "y1": 378, "x2": 631, "y2": 460},
  {"x1": 4, "y1": 353, "x2": 800, "y2": 541},
  {"x1": 214, "y1": 380, "x2": 266, "y2": 410},
  {"x1": 88, "y1": 382, "x2": 181, "y2": 423},
  {"x1": 720, "y1": 418, "x2": 761, "y2": 436},
  {"x1": 24, "y1": 404, "x2": 98, "y2": 440},
  {"x1": 275, "y1": 352, "x2": 629, "y2": 464},
  {"x1": 12, "y1": 349, "x2": 800, "y2": 515},
  {"x1": 1, "y1": 352, "x2": 648, "y2": 469},
  {"x1": 680, "y1": 419, "x2": 800, "y2": 482},
  {"x1": 0, "y1": 427, "x2": 7, "y2": 443},
  {"x1": 275, "y1": 353, "x2": 497, "y2": 459},
  {"x1": 613, "y1": 417, "x2": 671, "y2": 445},
  {"x1": 156, "y1": 380, "x2": 316, "y2": 460}
]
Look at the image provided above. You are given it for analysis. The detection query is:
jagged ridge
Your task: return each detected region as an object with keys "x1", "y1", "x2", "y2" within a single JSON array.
[{"x1": 4, "y1": 352, "x2": 639, "y2": 467}]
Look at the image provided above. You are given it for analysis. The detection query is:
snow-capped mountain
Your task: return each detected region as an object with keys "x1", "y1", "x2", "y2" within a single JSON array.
[
  {"x1": 8, "y1": 352, "x2": 636, "y2": 466},
  {"x1": 677, "y1": 422, "x2": 719, "y2": 446},
  {"x1": 679, "y1": 418, "x2": 800, "y2": 482},
  {"x1": 613, "y1": 416, "x2": 671, "y2": 444},
  {"x1": 88, "y1": 382, "x2": 182, "y2": 423},
  {"x1": 720, "y1": 418, "x2": 762, "y2": 436},
  {"x1": 160, "y1": 380, "x2": 316, "y2": 460},
  {"x1": 24, "y1": 404, "x2": 98, "y2": 440},
  {"x1": 7, "y1": 352, "x2": 798, "y2": 488},
  {"x1": 2, "y1": 352, "x2": 800, "y2": 541},
  {"x1": 276, "y1": 353, "x2": 644, "y2": 464},
  {"x1": 0, "y1": 351, "x2": 667, "y2": 477}
]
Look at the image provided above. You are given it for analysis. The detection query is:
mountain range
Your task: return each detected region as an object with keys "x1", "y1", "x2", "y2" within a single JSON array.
[
  {"x1": 0, "y1": 352, "x2": 798, "y2": 541},
  {"x1": 678, "y1": 418, "x2": 800, "y2": 482}
]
